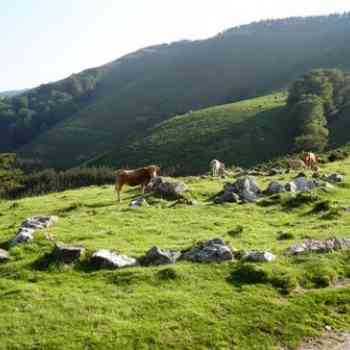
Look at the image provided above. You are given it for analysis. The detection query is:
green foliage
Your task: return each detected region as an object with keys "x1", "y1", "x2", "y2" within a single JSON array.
[
  {"x1": 0, "y1": 153, "x2": 22, "y2": 197},
  {"x1": 288, "y1": 69, "x2": 350, "y2": 152},
  {"x1": 12, "y1": 14, "x2": 350, "y2": 169}
]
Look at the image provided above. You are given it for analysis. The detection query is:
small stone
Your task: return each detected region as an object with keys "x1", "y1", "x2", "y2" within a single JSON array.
[
  {"x1": 0, "y1": 249, "x2": 10, "y2": 263},
  {"x1": 242, "y1": 251, "x2": 276, "y2": 262},
  {"x1": 90, "y1": 250, "x2": 137, "y2": 269},
  {"x1": 129, "y1": 197, "x2": 148, "y2": 208},
  {"x1": 266, "y1": 181, "x2": 286, "y2": 195}
]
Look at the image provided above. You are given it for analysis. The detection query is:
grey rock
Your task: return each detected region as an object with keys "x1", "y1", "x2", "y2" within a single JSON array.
[
  {"x1": 214, "y1": 191, "x2": 240, "y2": 204},
  {"x1": 285, "y1": 177, "x2": 318, "y2": 193},
  {"x1": 232, "y1": 177, "x2": 261, "y2": 195},
  {"x1": 141, "y1": 246, "x2": 180, "y2": 266},
  {"x1": 11, "y1": 216, "x2": 59, "y2": 245},
  {"x1": 90, "y1": 250, "x2": 137, "y2": 269},
  {"x1": 242, "y1": 251, "x2": 276, "y2": 262},
  {"x1": 287, "y1": 237, "x2": 350, "y2": 255},
  {"x1": 129, "y1": 197, "x2": 148, "y2": 208},
  {"x1": 53, "y1": 242, "x2": 85, "y2": 264},
  {"x1": 181, "y1": 238, "x2": 233, "y2": 263},
  {"x1": 0, "y1": 249, "x2": 10, "y2": 263},
  {"x1": 147, "y1": 177, "x2": 187, "y2": 199},
  {"x1": 266, "y1": 181, "x2": 286, "y2": 195},
  {"x1": 324, "y1": 173, "x2": 344, "y2": 183}
]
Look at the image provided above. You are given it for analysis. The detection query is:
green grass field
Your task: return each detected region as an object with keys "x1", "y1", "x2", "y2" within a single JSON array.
[{"x1": 1, "y1": 159, "x2": 350, "y2": 349}]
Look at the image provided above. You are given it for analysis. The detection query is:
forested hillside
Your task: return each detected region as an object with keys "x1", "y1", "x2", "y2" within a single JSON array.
[{"x1": 1, "y1": 14, "x2": 349, "y2": 168}]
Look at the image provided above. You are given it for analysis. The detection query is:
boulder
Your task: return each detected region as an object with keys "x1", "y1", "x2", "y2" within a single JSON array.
[
  {"x1": 217, "y1": 177, "x2": 261, "y2": 204},
  {"x1": 287, "y1": 237, "x2": 350, "y2": 255},
  {"x1": 266, "y1": 181, "x2": 286, "y2": 195},
  {"x1": 52, "y1": 242, "x2": 85, "y2": 264},
  {"x1": 90, "y1": 250, "x2": 137, "y2": 269},
  {"x1": 285, "y1": 177, "x2": 318, "y2": 193},
  {"x1": 0, "y1": 249, "x2": 10, "y2": 263},
  {"x1": 242, "y1": 251, "x2": 276, "y2": 262},
  {"x1": 147, "y1": 177, "x2": 187, "y2": 199},
  {"x1": 141, "y1": 246, "x2": 181, "y2": 266},
  {"x1": 181, "y1": 238, "x2": 234, "y2": 263},
  {"x1": 129, "y1": 197, "x2": 148, "y2": 208}
]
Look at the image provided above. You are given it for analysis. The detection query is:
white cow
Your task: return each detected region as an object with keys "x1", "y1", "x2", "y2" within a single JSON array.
[{"x1": 210, "y1": 159, "x2": 226, "y2": 177}]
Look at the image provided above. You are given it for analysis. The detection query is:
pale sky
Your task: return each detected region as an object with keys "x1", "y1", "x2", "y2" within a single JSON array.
[{"x1": 1, "y1": 0, "x2": 349, "y2": 91}]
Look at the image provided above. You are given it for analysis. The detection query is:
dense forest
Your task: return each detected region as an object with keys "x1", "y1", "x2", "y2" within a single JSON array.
[
  {"x1": 0, "y1": 67, "x2": 106, "y2": 150},
  {"x1": 1, "y1": 13, "x2": 350, "y2": 169}
]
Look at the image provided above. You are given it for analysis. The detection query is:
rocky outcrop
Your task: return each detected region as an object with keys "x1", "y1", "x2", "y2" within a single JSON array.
[
  {"x1": 181, "y1": 238, "x2": 234, "y2": 262},
  {"x1": 242, "y1": 251, "x2": 276, "y2": 262},
  {"x1": 141, "y1": 246, "x2": 181, "y2": 266},
  {"x1": 287, "y1": 237, "x2": 350, "y2": 255},
  {"x1": 0, "y1": 249, "x2": 10, "y2": 263},
  {"x1": 52, "y1": 242, "x2": 85, "y2": 264},
  {"x1": 90, "y1": 250, "x2": 137, "y2": 269},
  {"x1": 11, "y1": 216, "x2": 59, "y2": 245}
]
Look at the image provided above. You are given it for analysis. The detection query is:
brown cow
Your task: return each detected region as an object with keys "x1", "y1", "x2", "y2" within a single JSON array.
[
  {"x1": 115, "y1": 165, "x2": 160, "y2": 202},
  {"x1": 303, "y1": 152, "x2": 317, "y2": 169},
  {"x1": 287, "y1": 159, "x2": 306, "y2": 170}
]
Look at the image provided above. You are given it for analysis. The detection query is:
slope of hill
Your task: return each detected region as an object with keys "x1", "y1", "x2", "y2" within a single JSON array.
[
  {"x1": 15, "y1": 13, "x2": 350, "y2": 168},
  {"x1": 93, "y1": 93, "x2": 293, "y2": 173},
  {"x1": 0, "y1": 89, "x2": 27, "y2": 98},
  {"x1": 1, "y1": 159, "x2": 350, "y2": 349}
]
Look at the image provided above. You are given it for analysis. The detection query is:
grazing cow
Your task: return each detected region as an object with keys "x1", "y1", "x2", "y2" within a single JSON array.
[
  {"x1": 210, "y1": 159, "x2": 226, "y2": 177},
  {"x1": 115, "y1": 165, "x2": 160, "y2": 202},
  {"x1": 287, "y1": 159, "x2": 306, "y2": 170},
  {"x1": 303, "y1": 152, "x2": 317, "y2": 169}
]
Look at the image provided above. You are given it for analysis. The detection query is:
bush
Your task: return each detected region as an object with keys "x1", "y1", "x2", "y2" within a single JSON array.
[
  {"x1": 283, "y1": 192, "x2": 320, "y2": 209},
  {"x1": 270, "y1": 273, "x2": 298, "y2": 295},
  {"x1": 230, "y1": 263, "x2": 269, "y2": 285},
  {"x1": 277, "y1": 232, "x2": 295, "y2": 240},
  {"x1": 157, "y1": 268, "x2": 178, "y2": 281}
]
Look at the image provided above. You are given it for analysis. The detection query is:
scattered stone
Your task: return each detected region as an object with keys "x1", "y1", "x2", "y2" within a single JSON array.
[
  {"x1": 129, "y1": 197, "x2": 148, "y2": 208},
  {"x1": 214, "y1": 191, "x2": 240, "y2": 204},
  {"x1": 0, "y1": 249, "x2": 10, "y2": 263},
  {"x1": 11, "y1": 216, "x2": 59, "y2": 245},
  {"x1": 242, "y1": 251, "x2": 276, "y2": 262},
  {"x1": 181, "y1": 238, "x2": 234, "y2": 263},
  {"x1": 266, "y1": 181, "x2": 286, "y2": 195},
  {"x1": 287, "y1": 237, "x2": 350, "y2": 255},
  {"x1": 90, "y1": 250, "x2": 137, "y2": 269},
  {"x1": 147, "y1": 177, "x2": 187, "y2": 199},
  {"x1": 323, "y1": 173, "x2": 344, "y2": 183},
  {"x1": 52, "y1": 242, "x2": 85, "y2": 264},
  {"x1": 141, "y1": 246, "x2": 181, "y2": 266}
]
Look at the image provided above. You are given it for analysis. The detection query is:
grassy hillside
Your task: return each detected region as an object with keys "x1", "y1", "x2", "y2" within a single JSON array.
[
  {"x1": 1, "y1": 159, "x2": 350, "y2": 349},
  {"x1": 16, "y1": 14, "x2": 350, "y2": 168},
  {"x1": 93, "y1": 93, "x2": 294, "y2": 173}
]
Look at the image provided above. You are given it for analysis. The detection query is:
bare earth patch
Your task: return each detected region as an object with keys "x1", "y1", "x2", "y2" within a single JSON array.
[{"x1": 292, "y1": 331, "x2": 350, "y2": 350}]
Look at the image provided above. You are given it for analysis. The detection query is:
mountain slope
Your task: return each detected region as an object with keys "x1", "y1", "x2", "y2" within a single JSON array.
[
  {"x1": 92, "y1": 93, "x2": 293, "y2": 173},
  {"x1": 18, "y1": 14, "x2": 350, "y2": 168}
]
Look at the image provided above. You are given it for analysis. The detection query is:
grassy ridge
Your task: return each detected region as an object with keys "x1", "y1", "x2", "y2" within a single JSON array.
[
  {"x1": 94, "y1": 93, "x2": 294, "y2": 173},
  {"x1": 1, "y1": 159, "x2": 350, "y2": 349}
]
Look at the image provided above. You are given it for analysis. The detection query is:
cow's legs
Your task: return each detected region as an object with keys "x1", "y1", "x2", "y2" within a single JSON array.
[
  {"x1": 116, "y1": 182, "x2": 123, "y2": 203},
  {"x1": 140, "y1": 184, "x2": 145, "y2": 194}
]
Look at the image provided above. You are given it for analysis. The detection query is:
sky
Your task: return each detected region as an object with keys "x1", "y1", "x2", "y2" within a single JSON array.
[{"x1": 1, "y1": 0, "x2": 350, "y2": 91}]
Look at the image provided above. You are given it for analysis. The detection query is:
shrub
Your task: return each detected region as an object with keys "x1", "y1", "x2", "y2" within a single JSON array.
[
  {"x1": 277, "y1": 232, "x2": 295, "y2": 240},
  {"x1": 157, "y1": 268, "x2": 178, "y2": 281},
  {"x1": 230, "y1": 263, "x2": 269, "y2": 285},
  {"x1": 270, "y1": 273, "x2": 298, "y2": 295}
]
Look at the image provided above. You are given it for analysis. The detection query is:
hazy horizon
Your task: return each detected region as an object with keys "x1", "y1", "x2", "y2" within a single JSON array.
[{"x1": 1, "y1": 0, "x2": 350, "y2": 91}]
